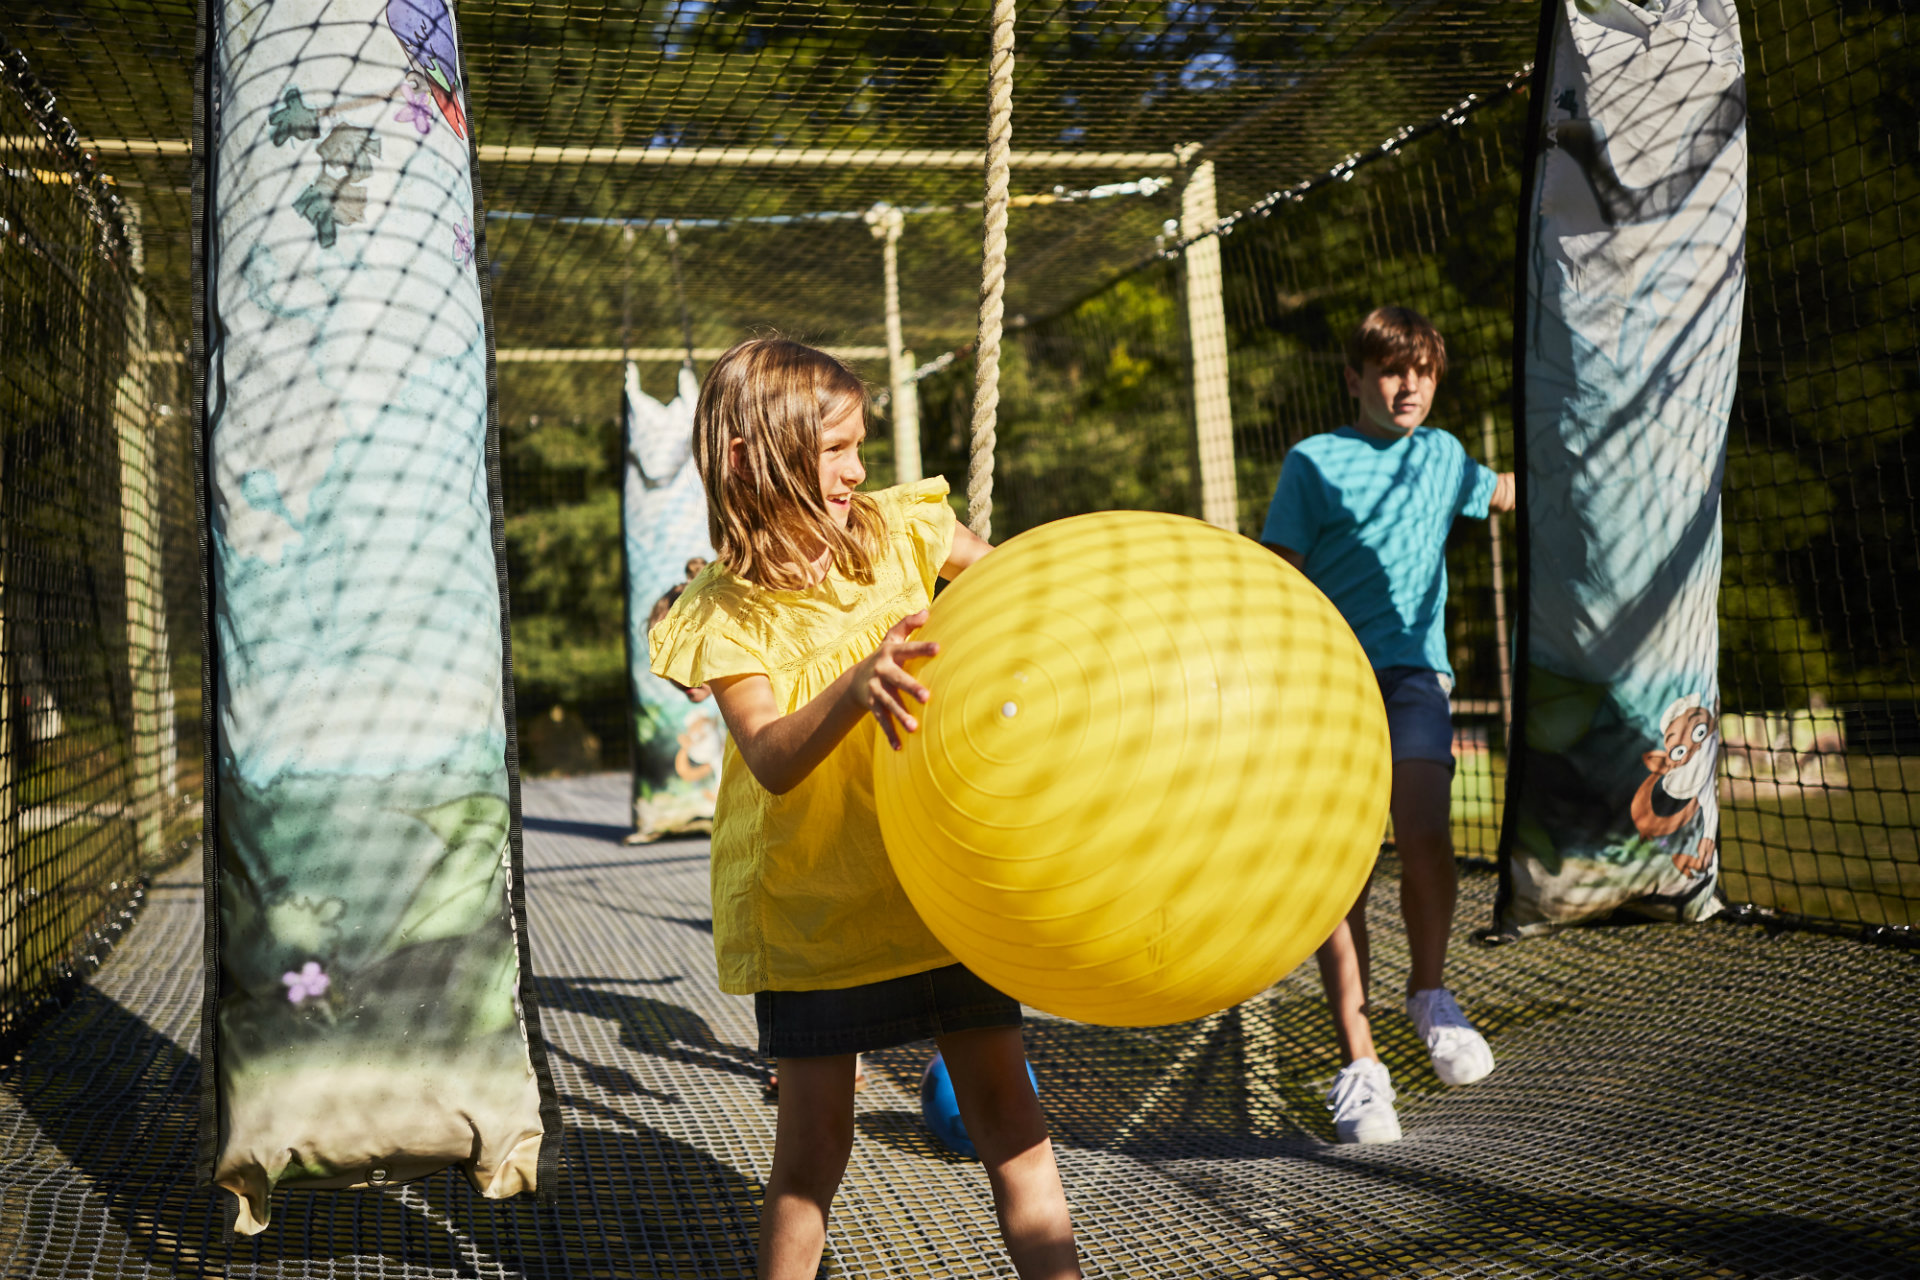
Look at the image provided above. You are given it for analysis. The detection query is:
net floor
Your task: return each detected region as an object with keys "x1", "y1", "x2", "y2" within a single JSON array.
[{"x1": 3, "y1": 773, "x2": 1916, "y2": 1279}]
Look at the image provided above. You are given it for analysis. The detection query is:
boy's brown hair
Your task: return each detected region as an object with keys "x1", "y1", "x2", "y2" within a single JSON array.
[
  {"x1": 692, "y1": 337, "x2": 884, "y2": 591},
  {"x1": 1344, "y1": 306, "x2": 1448, "y2": 380},
  {"x1": 646, "y1": 559, "x2": 710, "y2": 632}
]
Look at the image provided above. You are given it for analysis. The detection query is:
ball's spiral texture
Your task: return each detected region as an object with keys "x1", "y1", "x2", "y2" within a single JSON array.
[{"x1": 875, "y1": 511, "x2": 1391, "y2": 1026}]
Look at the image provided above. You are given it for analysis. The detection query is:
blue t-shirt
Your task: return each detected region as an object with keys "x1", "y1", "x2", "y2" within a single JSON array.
[{"x1": 1261, "y1": 425, "x2": 1496, "y2": 676}]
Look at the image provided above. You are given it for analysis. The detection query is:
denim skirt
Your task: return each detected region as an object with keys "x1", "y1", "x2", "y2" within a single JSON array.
[{"x1": 756, "y1": 963, "x2": 1022, "y2": 1059}]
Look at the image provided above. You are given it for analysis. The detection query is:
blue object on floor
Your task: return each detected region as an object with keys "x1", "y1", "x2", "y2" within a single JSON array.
[{"x1": 920, "y1": 1051, "x2": 1039, "y2": 1158}]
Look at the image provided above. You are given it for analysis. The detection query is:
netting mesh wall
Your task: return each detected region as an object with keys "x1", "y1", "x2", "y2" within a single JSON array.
[
  {"x1": 1719, "y1": 0, "x2": 1918, "y2": 931},
  {"x1": 383, "y1": 0, "x2": 1548, "y2": 357},
  {"x1": 912, "y1": 0, "x2": 1918, "y2": 934},
  {"x1": 1, "y1": 0, "x2": 1912, "y2": 987},
  {"x1": 8, "y1": 2, "x2": 1546, "y2": 363},
  {"x1": 0, "y1": 1, "x2": 1914, "y2": 1269},
  {"x1": 1216, "y1": 86, "x2": 1526, "y2": 867},
  {"x1": 901, "y1": 84, "x2": 1528, "y2": 861},
  {"x1": 496, "y1": 364, "x2": 626, "y2": 775},
  {"x1": 1, "y1": 35, "x2": 202, "y2": 1049},
  {"x1": 8, "y1": 0, "x2": 1543, "y2": 774}
]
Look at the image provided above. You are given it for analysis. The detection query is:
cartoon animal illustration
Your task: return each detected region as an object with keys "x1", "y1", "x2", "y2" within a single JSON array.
[
  {"x1": 385, "y1": 0, "x2": 468, "y2": 139},
  {"x1": 675, "y1": 710, "x2": 725, "y2": 784},
  {"x1": 1631, "y1": 693, "x2": 1720, "y2": 875},
  {"x1": 1669, "y1": 838, "x2": 1716, "y2": 878},
  {"x1": 626, "y1": 363, "x2": 719, "y2": 838},
  {"x1": 648, "y1": 559, "x2": 714, "y2": 703}
]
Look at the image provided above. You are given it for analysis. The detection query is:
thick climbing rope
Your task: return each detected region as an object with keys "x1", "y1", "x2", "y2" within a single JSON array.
[{"x1": 968, "y1": 0, "x2": 1015, "y2": 539}]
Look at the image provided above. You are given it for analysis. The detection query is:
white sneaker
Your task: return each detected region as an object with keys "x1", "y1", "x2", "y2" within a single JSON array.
[
  {"x1": 1325, "y1": 1058, "x2": 1402, "y2": 1145},
  {"x1": 1406, "y1": 987, "x2": 1495, "y2": 1086}
]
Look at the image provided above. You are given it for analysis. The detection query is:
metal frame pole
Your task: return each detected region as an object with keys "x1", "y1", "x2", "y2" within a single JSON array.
[
  {"x1": 114, "y1": 205, "x2": 169, "y2": 865},
  {"x1": 869, "y1": 204, "x2": 923, "y2": 483},
  {"x1": 1182, "y1": 157, "x2": 1237, "y2": 531},
  {"x1": 1482, "y1": 410, "x2": 1514, "y2": 738}
]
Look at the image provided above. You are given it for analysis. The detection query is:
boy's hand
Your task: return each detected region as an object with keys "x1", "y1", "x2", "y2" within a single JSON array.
[
  {"x1": 662, "y1": 674, "x2": 713, "y2": 703},
  {"x1": 1490, "y1": 472, "x2": 1517, "y2": 515},
  {"x1": 1267, "y1": 544, "x2": 1307, "y2": 573},
  {"x1": 849, "y1": 610, "x2": 939, "y2": 749}
]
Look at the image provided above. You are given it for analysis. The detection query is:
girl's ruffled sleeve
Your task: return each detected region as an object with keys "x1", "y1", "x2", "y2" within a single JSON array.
[
  {"x1": 890, "y1": 477, "x2": 958, "y2": 596},
  {"x1": 648, "y1": 594, "x2": 766, "y2": 688}
]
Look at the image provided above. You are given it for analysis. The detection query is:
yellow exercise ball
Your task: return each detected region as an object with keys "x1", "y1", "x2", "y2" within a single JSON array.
[{"x1": 873, "y1": 510, "x2": 1391, "y2": 1027}]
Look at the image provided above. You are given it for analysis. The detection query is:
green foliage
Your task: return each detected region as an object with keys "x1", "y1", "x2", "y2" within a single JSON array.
[
  {"x1": 508, "y1": 487, "x2": 622, "y2": 616},
  {"x1": 924, "y1": 1, "x2": 1920, "y2": 716},
  {"x1": 925, "y1": 94, "x2": 1529, "y2": 702},
  {"x1": 511, "y1": 614, "x2": 630, "y2": 708},
  {"x1": 1729, "y1": 0, "x2": 1920, "y2": 704},
  {"x1": 499, "y1": 386, "x2": 628, "y2": 759},
  {"x1": 916, "y1": 268, "x2": 1197, "y2": 534}
]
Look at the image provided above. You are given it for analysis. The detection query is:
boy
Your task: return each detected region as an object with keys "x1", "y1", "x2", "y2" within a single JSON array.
[{"x1": 1261, "y1": 306, "x2": 1515, "y2": 1145}]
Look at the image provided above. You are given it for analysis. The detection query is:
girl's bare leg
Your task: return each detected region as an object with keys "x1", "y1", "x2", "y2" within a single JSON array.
[
  {"x1": 1315, "y1": 877, "x2": 1376, "y2": 1064},
  {"x1": 936, "y1": 1027, "x2": 1082, "y2": 1280},
  {"x1": 757, "y1": 1054, "x2": 857, "y2": 1280}
]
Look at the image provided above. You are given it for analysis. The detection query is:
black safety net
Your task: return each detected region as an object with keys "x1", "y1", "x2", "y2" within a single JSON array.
[
  {"x1": 4, "y1": 775, "x2": 1917, "y2": 1278},
  {"x1": 1, "y1": 0, "x2": 1917, "y2": 1273},
  {"x1": 0, "y1": 31, "x2": 201, "y2": 1053}
]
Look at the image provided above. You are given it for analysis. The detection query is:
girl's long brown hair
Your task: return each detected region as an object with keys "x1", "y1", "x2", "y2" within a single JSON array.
[{"x1": 693, "y1": 338, "x2": 885, "y2": 591}]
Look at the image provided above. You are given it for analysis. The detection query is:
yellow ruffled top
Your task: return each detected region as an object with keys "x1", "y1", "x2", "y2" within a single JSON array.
[{"x1": 648, "y1": 478, "x2": 960, "y2": 993}]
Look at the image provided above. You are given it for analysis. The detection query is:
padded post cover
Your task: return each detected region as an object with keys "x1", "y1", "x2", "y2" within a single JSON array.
[{"x1": 193, "y1": 0, "x2": 556, "y2": 1232}]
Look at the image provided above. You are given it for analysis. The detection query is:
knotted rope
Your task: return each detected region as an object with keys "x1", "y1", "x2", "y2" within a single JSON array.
[{"x1": 968, "y1": 0, "x2": 1015, "y2": 539}]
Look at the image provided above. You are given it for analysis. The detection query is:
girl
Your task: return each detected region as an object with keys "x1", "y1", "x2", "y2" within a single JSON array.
[{"x1": 649, "y1": 338, "x2": 1082, "y2": 1280}]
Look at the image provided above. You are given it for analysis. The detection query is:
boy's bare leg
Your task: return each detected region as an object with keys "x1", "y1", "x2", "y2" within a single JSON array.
[
  {"x1": 936, "y1": 1027, "x2": 1082, "y2": 1280},
  {"x1": 1393, "y1": 759, "x2": 1458, "y2": 995},
  {"x1": 1315, "y1": 878, "x2": 1376, "y2": 1063},
  {"x1": 758, "y1": 1054, "x2": 857, "y2": 1280}
]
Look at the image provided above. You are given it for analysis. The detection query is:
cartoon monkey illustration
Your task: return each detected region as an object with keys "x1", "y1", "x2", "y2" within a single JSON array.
[
  {"x1": 1631, "y1": 694, "x2": 1719, "y2": 875},
  {"x1": 675, "y1": 709, "x2": 725, "y2": 784},
  {"x1": 650, "y1": 558, "x2": 713, "y2": 704},
  {"x1": 651, "y1": 557, "x2": 722, "y2": 778}
]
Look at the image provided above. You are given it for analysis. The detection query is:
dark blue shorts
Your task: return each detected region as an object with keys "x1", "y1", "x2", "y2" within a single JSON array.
[
  {"x1": 756, "y1": 963, "x2": 1022, "y2": 1059},
  {"x1": 1377, "y1": 665, "x2": 1456, "y2": 771}
]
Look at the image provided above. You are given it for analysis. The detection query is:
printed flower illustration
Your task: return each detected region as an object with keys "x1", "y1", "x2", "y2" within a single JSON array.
[
  {"x1": 281, "y1": 961, "x2": 331, "y2": 1004},
  {"x1": 395, "y1": 85, "x2": 436, "y2": 136},
  {"x1": 452, "y1": 217, "x2": 474, "y2": 266}
]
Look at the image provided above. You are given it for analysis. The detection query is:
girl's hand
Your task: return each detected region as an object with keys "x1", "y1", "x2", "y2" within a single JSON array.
[
  {"x1": 849, "y1": 610, "x2": 939, "y2": 749},
  {"x1": 709, "y1": 611, "x2": 939, "y2": 793}
]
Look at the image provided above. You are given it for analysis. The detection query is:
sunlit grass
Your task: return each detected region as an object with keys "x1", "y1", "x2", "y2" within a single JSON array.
[
  {"x1": 1719, "y1": 755, "x2": 1920, "y2": 927},
  {"x1": 1450, "y1": 745, "x2": 1506, "y2": 861}
]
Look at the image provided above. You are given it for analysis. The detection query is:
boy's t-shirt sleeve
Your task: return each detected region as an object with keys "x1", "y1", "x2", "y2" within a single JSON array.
[
  {"x1": 1457, "y1": 457, "x2": 1498, "y2": 520},
  {"x1": 1261, "y1": 449, "x2": 1324, "y2": 554},
  {"x1": 648, "y1": 577, "x2": 768, "y2": 688}
]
